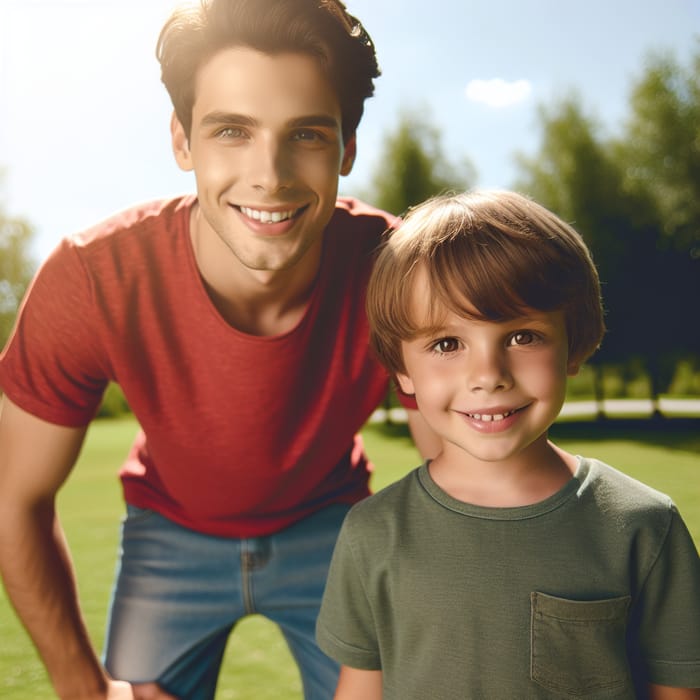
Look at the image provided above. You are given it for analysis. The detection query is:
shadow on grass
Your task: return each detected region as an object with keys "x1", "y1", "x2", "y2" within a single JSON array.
[
  {"x1": 550, "y1": 417, "x2": 700, "y2": 453},
  {"x1": 366, "y1": 417, "x2": 700, "y2": 454}
]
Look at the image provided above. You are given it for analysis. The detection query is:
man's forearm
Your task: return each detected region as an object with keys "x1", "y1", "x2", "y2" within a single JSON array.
[{"x1": 0, "y1": 502, "x2": 109, "y2": 699}]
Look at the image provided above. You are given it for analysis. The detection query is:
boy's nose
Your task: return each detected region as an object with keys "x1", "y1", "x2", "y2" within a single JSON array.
[{"x1": 466, "y1": 348, "x2": 513, "y2": 393}]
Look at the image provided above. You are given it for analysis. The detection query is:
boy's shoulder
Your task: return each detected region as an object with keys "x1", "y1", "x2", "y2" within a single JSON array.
[
  {"x1": 345, "y1": 466, "x2": 422, "y2": 527},
  {"x1": 580, "y1": 457, "x2": 673, "y2": 507},
  {"x1": 348, "y1": 458, "x2": 679, "y2": 533},
  {"x1": 577, "y1": 456, "x2": 677, "y2": 532},
  {"x1": 342, "y1": 458, "x2": 680, "y2": 545}
]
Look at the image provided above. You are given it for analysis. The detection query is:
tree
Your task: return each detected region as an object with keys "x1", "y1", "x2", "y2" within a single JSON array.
[
  {"x1": 0, "y1": 179, "x2": 36, "y2": 349},
  {"x1": 363, "y1": 107, "x2": 476, "y2": 216},
  {"x1": 621, "y1": 42, "x2": 700, "y2": 257},
  {"x1": 514, "y1": 96, "x2": 665, "y2": 415},
  {"x1": 617, "y1": 43, "x2": 700, "y2": 369}
]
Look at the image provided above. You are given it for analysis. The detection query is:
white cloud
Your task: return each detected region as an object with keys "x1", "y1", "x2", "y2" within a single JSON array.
[{"x1": 465, "y1": 78, "x2": 532, "y2": 108}]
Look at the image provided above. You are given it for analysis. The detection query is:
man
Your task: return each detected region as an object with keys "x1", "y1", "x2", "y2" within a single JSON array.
[{"x1": 0, "y1": 1, "x2": 438, "y2": 698}]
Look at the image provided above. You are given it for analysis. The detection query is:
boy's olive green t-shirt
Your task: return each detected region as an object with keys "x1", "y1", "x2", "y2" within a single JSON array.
[{"x1": 316, "y1": 458, "x2": 700, "y2": 699}]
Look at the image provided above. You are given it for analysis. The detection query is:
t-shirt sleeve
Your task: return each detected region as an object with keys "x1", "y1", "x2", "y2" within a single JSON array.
[
  {"x1": 635, "y1": 507, "x2": 700, "y2": 687},
  {"x1": 316, "y1": 509, "x2": 382, "y2": 670},
  {"x1": 0, "y1": 239, "x2": 109, "y2": 426}
]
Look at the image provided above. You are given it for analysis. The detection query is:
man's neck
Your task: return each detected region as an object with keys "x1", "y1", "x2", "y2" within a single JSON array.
[
  {"x1": 189, "y1": 206, "x2": 322, "y2": 336},
  {"x1": 201, "y1": 274, "x2": 317, "y2": 336}
]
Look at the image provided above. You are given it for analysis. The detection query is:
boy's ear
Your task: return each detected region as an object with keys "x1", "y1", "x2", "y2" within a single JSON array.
[
  {"x1": 395, "y1": 372, "x2": 416, "y2": 396},
  {"x1": 567, "y1": 356, "x2": 582, "y2": 377},
  {"x1": 340, "y1": 135, "x2": 356, "y2": 176},
  {"x1": 171, "y1": 112, "x2": 193, "y2": 172}
]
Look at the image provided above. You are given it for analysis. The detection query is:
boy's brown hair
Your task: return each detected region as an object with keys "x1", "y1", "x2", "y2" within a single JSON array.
[
  {"x1": 156, "y1": 0, "x2": 379, "y2": 143},
  {"x1": 367, "y1": 190, "x2": 605, "y2": 375}
]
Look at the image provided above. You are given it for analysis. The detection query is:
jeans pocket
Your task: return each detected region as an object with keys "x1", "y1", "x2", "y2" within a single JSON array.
[
  {"x1": 530, "y1": 591, "x2": 633, "y2": 698},
  {"x1": 124, "y1": 503, "x2": 157, "y2": 525}
]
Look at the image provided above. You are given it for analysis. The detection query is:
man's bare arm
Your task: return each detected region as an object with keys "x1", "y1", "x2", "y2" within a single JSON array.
[
  {"x1": 406, "y1": 408, "x2": 441, "y2": 461},
  {"x1": 0, "y1": 395, "x2": 114, "y2": 699}
]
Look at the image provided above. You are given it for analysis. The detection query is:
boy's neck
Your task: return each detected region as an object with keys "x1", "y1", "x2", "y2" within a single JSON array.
[{"x1": 428, "y1": 439, "x2": 577, "y2": 508}]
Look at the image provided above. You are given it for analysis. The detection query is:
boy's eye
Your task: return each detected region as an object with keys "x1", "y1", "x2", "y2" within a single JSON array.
[
  {"x1": 509, "y1": 331, "x2": 537, "y2": 346},
  {"x1": 432, "y1": 337, "x2": 460, "y2": 354}
]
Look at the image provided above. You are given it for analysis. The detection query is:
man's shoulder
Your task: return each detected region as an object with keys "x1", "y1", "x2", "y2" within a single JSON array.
[
  {"x1": 68, "y1": 194, "x2": 195, "y2": 253},
  {"x1": 321, "y1": 198, "x2": 398, "y2": 268},
  {"x1": 331, "y1": 197, "x2": 399, "y2": 234}
]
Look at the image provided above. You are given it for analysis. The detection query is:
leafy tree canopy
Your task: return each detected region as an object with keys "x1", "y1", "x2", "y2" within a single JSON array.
[
  {"x1": 0, "y1": 173, "x2": 36, "y2": 347},
  {"x1": 363, "y1": 107, "x2": 476, "y2": 216}
]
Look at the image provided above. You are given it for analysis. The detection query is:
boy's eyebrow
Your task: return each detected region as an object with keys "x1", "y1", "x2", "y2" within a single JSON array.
[
  {"x1": 507, "y1": 311, "x2": 560, "y2": 324},
  {"x1": 411, "y1": 321, "x2": 452, "y2": 337}
]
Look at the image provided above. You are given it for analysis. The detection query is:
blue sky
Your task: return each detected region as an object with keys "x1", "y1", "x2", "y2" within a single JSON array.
[{"x1": 1, "y1": 0, "x2": 698, "y2": 261}]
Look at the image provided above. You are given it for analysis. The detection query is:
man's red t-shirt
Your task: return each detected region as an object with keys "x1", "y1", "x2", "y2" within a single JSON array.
[{"x1": 0, "y1": 195, "x2": 403, "y2": 537}]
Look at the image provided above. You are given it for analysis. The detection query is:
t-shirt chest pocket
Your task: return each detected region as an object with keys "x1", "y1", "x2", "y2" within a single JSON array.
[{"x1": 530, "y1": 591, "x2": 634, "y2": 698}]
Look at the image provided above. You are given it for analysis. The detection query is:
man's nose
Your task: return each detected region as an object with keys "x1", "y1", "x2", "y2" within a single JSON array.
[{"x1": 246, "y1": 136, "x2": 293, "y2": 192}]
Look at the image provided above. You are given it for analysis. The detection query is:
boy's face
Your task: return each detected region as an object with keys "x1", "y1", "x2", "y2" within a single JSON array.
[
  {"x1": 171, "y1": 47, "x2": 355, "y2": 276},
  {"x1": 396, "y1": 270, "x2": 580, "y2": 468}
]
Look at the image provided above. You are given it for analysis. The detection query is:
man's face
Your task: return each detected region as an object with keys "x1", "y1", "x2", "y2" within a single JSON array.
[{"x1": 172, "y1": 47, "x2": 355, "y2": 277}]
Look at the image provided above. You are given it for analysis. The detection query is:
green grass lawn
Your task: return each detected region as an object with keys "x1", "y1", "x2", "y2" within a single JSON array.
[{"x1": 1, "y1": 416, "x2": 698, "y2": 699}]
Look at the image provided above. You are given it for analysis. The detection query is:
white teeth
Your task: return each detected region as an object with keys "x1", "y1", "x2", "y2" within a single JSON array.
[
  {"x1": 240, "y1": 206, "x2": 298, "y2": 223},
  {"x1": 469, "y1": 410, "x2": 513, "y2": 422}
]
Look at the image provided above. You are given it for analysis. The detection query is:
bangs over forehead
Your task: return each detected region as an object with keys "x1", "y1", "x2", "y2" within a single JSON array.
[
  {"x1": 390, "y1": 192, "x2": 588, "y2": 330},
  {"x1": 366, "y1": 190, "x2": 605, "y2": 375}
]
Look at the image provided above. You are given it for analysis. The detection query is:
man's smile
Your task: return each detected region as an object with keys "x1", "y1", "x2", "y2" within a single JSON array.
[{"x1": 237, "y1": 205, "x2": 307, "y2": 224}]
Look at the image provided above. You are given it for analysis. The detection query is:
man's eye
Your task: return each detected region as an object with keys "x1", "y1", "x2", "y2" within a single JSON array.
[
  {"x1": 216, "y1": 127, "x2": 246, "y2": 139},
  {"x1": 432, "y1": 338, "x2": 460, "y2": 354},
  {"x1": 292, "y1": 129, "x2": 322, "y2": 142},
  {"x1": 509, "y1": 331, "x2": 537, "y2": 346}
]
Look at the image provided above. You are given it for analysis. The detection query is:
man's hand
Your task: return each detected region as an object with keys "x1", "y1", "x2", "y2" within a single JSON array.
[
  {"x1": 105, "y1": 681, "x2": 136, "y2": 699},
  {"x1": 107, "y1": 681, "x2": 179, "y2": 699}
]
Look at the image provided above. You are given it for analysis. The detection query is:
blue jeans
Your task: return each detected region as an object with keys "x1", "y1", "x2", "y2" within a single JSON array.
[{"x1": 103, "y1": 503, "x2": 349, "y2": 699}]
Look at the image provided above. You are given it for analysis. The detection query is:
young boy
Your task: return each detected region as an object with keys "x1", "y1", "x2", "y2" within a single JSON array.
[{"x1": 316, "y1": 190, "x2": 700, "y2": 699}]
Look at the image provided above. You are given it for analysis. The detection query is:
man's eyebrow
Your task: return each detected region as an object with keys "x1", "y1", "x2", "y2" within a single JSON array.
[
  {"x1": 288, "y1": 115, "x2": 340, "y2": 129},
  {"x1": 198, "y1": 112, "x2": 341, "y2": 131},
  {"x1": 200, "y1": 112, "x2": 257, "y2": 128}
]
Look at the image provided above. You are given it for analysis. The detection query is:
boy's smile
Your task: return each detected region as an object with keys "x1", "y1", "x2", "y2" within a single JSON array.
[
  {"x1": 456, "y1": 403, "x2": 531, "y2": 432},
  {"x1": 171, "y1": 47, "x2": 355, "y2": 285}
]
